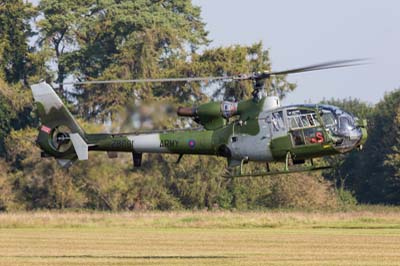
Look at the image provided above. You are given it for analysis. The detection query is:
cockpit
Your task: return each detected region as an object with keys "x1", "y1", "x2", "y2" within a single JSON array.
[
  {"x1": 318, "y1": 105, "x2": 363, "y2": 152},
  {"x1": 283, "y1": 104, "x2": 364, "y2": 153}
]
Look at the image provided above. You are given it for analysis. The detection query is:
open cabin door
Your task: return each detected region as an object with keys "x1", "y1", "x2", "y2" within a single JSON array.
[{"x1": 286, "y1": 108, "x2": 328, "y2": 150}]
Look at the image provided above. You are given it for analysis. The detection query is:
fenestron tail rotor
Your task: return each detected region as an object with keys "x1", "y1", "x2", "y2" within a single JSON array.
[
  {"x1": 51, "y1": 125, "x2": 72, "y2": 153},
  {"x1": 59, "y1": 58, "x2": 369, "y2": 87}
]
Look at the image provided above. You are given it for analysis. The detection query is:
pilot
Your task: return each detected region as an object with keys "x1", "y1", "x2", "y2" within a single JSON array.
[{"x1": 293, "y1": 131, "x2": 304, "y2": 145}]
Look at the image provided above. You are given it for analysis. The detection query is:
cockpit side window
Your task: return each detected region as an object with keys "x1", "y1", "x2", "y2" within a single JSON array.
[
  {"x1": 318, "y1": 106, "x2": 363, "y2": 152},
  {"x1": 321, "y1": 110, "x2": 336, "y2": 127},
  {"x1": 339, "y1": 116, "x2": 355, "y2": 130},
  {"x1": 271, "y1": 111, "x2": 285, "y2": 132}
]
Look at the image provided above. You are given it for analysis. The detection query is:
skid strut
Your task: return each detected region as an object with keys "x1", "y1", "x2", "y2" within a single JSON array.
[
  {"x1": 226, "y1": 165, "x2": 332, "y2": 178},
  {"x1": 225, "y1": 154, "x2": 332, "y2": 178}
]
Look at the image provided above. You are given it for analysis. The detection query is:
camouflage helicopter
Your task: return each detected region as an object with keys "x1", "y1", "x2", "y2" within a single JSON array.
[{"x1": 30, "y1": 59, "x2": 368, "y2": 177}]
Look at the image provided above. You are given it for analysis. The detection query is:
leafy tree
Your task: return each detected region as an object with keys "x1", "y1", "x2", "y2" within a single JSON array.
[
  {"x1": 185, "y1": 43, "x2": 296, "y2": 101},
  {"x1": 0, "y1": 159, "x2": 18, "y2": 210},
  {"x1": 267, "y1": 173, "x2": 338, "y2": 209},
  {"x1": 321, "y1": 97, "x2": 374, "y2": 120},
  {"x1": 37, "y1": 0, "x2": 95, "y2": 90},
  {"x1": 0, "y1": 0, "x2": 36, "y2": 84},
  {"x1": 382, "y1": 103, "x2": 400, "y2": 202},
  {"x1": 37, "y1": 0, "x2": 208, "y2": 118},
  {"x1": 0, "y1": 79, "x2": 34, "y2": 156},
  {"x1": 38, "y1": 1, "x2": 295, "y2": 120},
  {"x1": 327, "y1": 90, "x2": 400, "y2": 204},
  {"x1": 5, "y1": 128, "x2": 86, "y2": 209},
  {"x1": 0, "y1": 1, "x2": 43, "y2": 156},
  {"x1": 0, "y1": 84, "x2": 13, "y2": 155}
]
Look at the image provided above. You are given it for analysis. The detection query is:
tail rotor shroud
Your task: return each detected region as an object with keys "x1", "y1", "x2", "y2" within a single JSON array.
[{"x1": 50, "y1": 125, "x2": 72, "y2": 153}]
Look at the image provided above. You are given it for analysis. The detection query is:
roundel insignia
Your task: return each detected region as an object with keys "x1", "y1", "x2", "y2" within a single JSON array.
[{"x1": 188, "y1": 139, "x2": 196, "y2": 148}]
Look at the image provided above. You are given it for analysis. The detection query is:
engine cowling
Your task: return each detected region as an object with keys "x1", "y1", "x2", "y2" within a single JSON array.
[{"x1": 177, "y1": 101, "x2": 238, "y2": 130}]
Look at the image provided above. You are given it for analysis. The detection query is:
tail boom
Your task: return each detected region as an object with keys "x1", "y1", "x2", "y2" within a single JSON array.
[
  {"x1": 31, "y1": 82, "x2": 219, "y2": 166},
  {"x1": 88, "y1": 131, "x2": 216, "y2": 156}
]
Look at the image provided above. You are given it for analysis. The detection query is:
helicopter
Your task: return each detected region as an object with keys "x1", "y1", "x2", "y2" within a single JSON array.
[{"x1": 30, "y1": 59, "x2": 368, "y2": 177}]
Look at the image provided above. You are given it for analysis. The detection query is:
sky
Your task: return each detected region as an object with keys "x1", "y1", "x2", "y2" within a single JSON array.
[
  {"x1": 29, "y1": 0, "x2": 400, "y2": 105},
  {"x1": 192, "y1": 0, "x2": 400, "y2": 105}
]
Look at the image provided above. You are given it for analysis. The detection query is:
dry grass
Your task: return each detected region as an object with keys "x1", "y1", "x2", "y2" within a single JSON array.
[
  {"x1": 1, "y1": 208, "x2": 400, "y2": 229},
  {"x1": 0, "y1": 209, "x2": 400, "y2": 265}
]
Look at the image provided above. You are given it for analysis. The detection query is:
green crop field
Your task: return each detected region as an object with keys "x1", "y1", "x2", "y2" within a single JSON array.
[{"x1": 1, "y1": 210, "x2": 400, "y2": 265}]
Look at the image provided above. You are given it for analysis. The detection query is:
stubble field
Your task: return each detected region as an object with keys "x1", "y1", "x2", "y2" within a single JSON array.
[{"x1": 1, "y1": 209, "x2": 400, "y2": 265}]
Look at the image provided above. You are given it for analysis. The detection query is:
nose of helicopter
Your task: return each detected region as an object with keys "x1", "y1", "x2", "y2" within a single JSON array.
[{"x1": 332, "y1": 112, "x2": 367, "y2": 152}]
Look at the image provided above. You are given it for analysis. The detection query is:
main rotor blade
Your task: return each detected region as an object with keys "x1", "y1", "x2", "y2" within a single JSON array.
[
  {"x1": 254, "y1": 58, "x2": 370, "y2": 79},
  {"x1": 60, "y1": 58, "x2": 369, "y2": 86},
  {"x1": 61, "y1": 76, "x2": 232, "y2": 86}
]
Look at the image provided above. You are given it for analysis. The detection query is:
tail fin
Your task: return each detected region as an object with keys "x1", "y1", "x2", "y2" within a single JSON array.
[
  {"x1": 31, "y1": 82, "x2": 88, "y2": 165},
  {"x1": 31, "y1": 82, "x2": 85, "y2": 136},
  {"x1": 70, "y1": 133, "x2": 88, "y2": 160}
]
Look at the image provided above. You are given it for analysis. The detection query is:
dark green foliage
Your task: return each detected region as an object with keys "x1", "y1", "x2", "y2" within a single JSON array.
[
  {"x1": 0, "y1": 1, "x2": 43, "y2": 157},
  {"x1": 350, "y1": 90, "x2": 400, "y2": 203},
  {"x1": 0, "y1": 97, "x2": 12, "y2": 155},
  {"x1": 37, "y1": 0, "x2": 209, "y2": 118},
  {"x1": 323, "y1": 91, "x2": 400, "y2": 204},
  {"x1": 321, "y1": 97, "x2": 374, "y2": 119},
  {"x1": 0, "y1": 159, "x2": 18, "y2": 210},
  {"x1": 38, "y1": 1, "x2": 294, "y2": 120},
  {"x1": 321, "y1": 98, "x2": 374, "y2": 191},
  {"x1": 0, "y1": 0, "x2": 36, "y2": 84},
  {"x1": 0, "y1": 80, "x2": 35, "y2": 157}
]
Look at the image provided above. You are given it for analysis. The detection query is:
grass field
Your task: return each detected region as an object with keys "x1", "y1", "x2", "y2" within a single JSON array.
[{"x1": 1, "y1": 209, "x2": 400, "y2": 265}]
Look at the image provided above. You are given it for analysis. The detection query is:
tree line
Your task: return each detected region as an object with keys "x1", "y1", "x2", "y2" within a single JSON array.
[{"x1": 0, "y1": 0, "x2": 398, "y2": 211}]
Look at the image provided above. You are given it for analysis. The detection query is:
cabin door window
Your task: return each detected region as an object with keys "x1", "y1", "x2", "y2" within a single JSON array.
[{"x1": 287, "y1": 109, "x2": 324, "y2": 146}]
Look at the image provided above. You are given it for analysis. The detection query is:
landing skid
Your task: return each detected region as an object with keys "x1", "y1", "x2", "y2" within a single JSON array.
[
  {"x1": 224, "y1": 152, "x2": 333, "y2": 178},
  {"x1": 224, "y1": 165, "x2": 332, "y2": 178}
]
